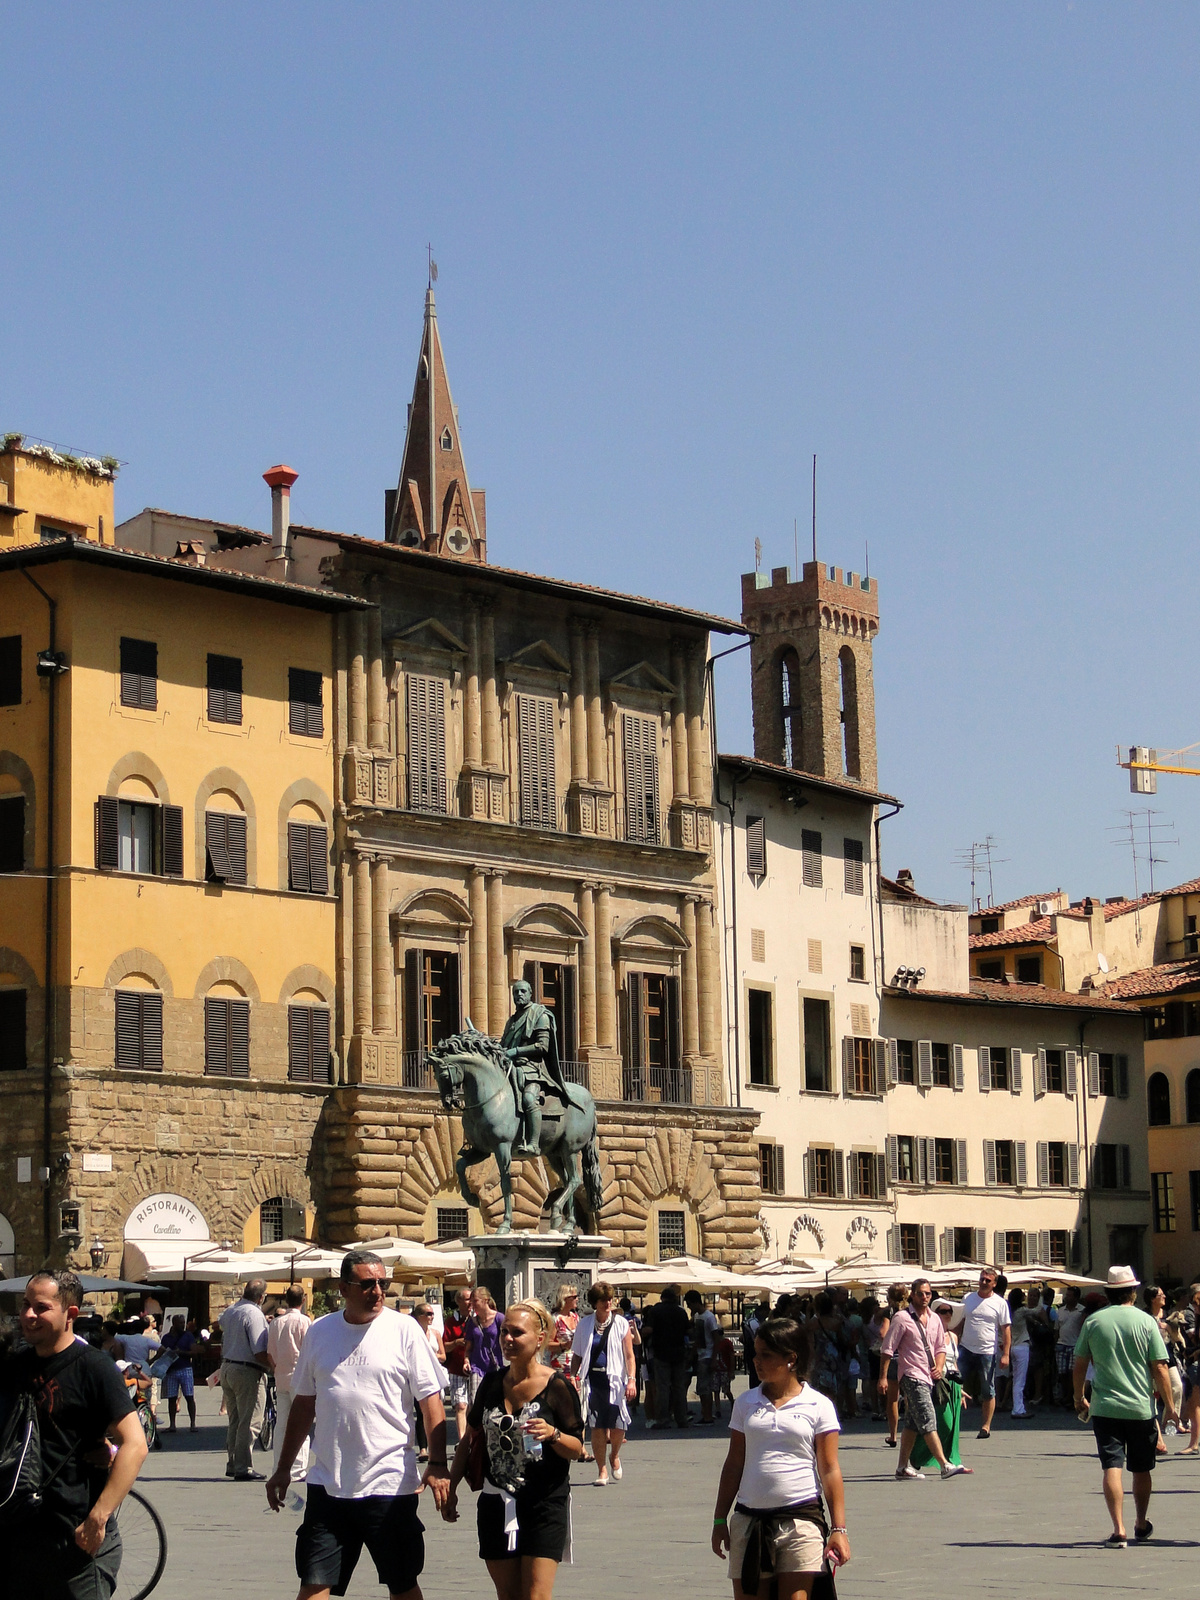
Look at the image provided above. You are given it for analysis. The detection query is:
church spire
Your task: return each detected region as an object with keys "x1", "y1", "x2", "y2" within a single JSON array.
[{"x1": 386, "y1": 287, "x2": 486, "y2": 562}]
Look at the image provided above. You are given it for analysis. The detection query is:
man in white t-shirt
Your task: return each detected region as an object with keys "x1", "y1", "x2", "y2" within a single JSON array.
[
  {"x1": 267, "y1": 1285, "x2": 312, "y2": 1482},
  {"x1": 952, "y1": 1267, "x2": 1011, "y2": 1439},
  {"x1": 266, "y1": 1250, "x2": 449, "y2": 1600},
  {"x1": 686, "y1": 1290, "x2": 721, "y2": 1424}
]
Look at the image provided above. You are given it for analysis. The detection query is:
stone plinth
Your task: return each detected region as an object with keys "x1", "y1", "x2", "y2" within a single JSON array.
[{"x1": 467, "y1": 1230, "x2": 612, "y2": 1312}]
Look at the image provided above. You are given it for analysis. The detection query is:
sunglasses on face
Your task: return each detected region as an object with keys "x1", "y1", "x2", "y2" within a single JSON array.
[{"x1": 350, "y1": 1279, "x2": 387, "y2": 1294}]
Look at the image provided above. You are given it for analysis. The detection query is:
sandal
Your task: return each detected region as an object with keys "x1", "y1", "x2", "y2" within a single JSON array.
[{"x1": 1179, "y1": 1445, "x2": 1200, "y2": 1456}]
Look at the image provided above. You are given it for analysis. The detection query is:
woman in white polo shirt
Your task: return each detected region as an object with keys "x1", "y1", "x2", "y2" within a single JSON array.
[{"x1": 711, "y1": 1318, "x2": 850, "y2": 1598}]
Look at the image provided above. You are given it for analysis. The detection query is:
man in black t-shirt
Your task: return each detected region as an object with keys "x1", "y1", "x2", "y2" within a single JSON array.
[
  {"x1": 1, "y1": 1268, "x2": 147, "y2": 1599},
  {"x1": 645, "y1": 1288, "x2": 692, "y2": 1429}
]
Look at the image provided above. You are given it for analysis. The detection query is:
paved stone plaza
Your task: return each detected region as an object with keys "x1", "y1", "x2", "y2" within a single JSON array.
[{"x1": 134, "y1": 1388, "x2": 1200, "y2": 1599}]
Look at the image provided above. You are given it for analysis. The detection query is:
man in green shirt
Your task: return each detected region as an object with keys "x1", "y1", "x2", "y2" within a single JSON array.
[{"x1": 1074, "y1": 1264, "x2": 1179, "y2": 1548}]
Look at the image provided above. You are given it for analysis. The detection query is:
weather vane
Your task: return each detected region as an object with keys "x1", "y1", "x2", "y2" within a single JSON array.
[{"x1": 427, "y1": 244, "x2": 438, "y2": 288}]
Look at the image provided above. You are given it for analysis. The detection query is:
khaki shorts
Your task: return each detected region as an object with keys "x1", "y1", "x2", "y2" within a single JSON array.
[{"x1": 727, "y1": 1508, "x2": 825, "y2": 1578}]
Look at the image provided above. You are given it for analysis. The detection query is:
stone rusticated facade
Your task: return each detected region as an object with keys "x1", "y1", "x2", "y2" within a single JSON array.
[{"x1": 321, "y1": 1087, "x2": 763, "y2": 1261}]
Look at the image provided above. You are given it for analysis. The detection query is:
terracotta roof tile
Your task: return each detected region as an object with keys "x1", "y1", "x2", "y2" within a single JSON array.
[
  {"x1": 975, "y1": 890, "x2": 1064, "y2": 917},
  {"x1": 1100, "y1": 959, "x2": 1200, "y2": 1002},
  {"x1": 969, "y1": 917, "x2": 1055, "y2": 950},
  {"x1": 885, "y1": 980, "x2": 1140, "y2": 1014}
]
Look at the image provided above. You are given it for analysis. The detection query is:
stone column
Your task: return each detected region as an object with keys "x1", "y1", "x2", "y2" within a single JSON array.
[
  {"x1": 370, "y1": 856, "x2": 393, "y2": 1034},
  {"x1": 352, "y1": 852, "x2": 372, "y2": 1035},
  {"x1": 366, "y1": 606, "x2": 388, "y2": 751},
  {"x1": 680, "y1": 895, "x2": 700, "y2": 1059},
  {"x1": 481, "y1": 605, "x2": 501, "y2": 768},
  {"x1": 697, "y1": 896, "x2": 717, "y2": 1060},
  {"x1": 577, "y1": 882, "x2": 596, "y2": 1049},
  {"x1": 569, "y1": 623, "x2": 588, "y2": 782},
  {"x1": 348, "y1": 611, "x2": 367, "y2": 749},
  {"x1": 464, "y1": 601, "x2": 483, "y2": 767},
  {"x1": 469, "y1": 867, "x2": 488, "y2": 1029},
  {"x1": 487, "y1": 872, "x2": 506, "y2": 1035},
  {"x1": 686, "y1": 643, "x2": 707, "y2": 801},
  {"x1": 595, "y1": 884, "x2": 615, "y2": 1050},
  {"x1": 670, "y1": 643, "x2": 689, "y2": 804},
  {"x1": 585, "y1": 624, "x2": 606, "y2": 785}
]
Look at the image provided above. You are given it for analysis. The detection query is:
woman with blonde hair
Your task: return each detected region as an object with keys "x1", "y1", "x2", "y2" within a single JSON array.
[
  {"x1": 445, "y1": 1297, "x2": 585, "y2": 1600},
  {"x1": 570, "y1": 1281, "x2": 637, "y2": 1486},
  {"x1": 546, "y1": 1283, "x2": 581, "y2": 1382}
]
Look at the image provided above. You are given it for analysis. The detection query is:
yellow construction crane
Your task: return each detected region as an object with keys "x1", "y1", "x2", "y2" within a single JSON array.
[{"x1": 1117, "y1": 744, "x2": 1200, "y2": 794}]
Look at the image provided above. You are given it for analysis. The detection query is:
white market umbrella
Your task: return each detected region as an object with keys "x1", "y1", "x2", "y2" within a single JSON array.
[
  {"x1": 124, "y1": 1241, "x2": 268, "y2": 1283},
  {"x1": 356, "y1": 1236, "x2": 475, "y2": 1280},
  {"x1": 599, "y1": 1255, "x2": 777, "y2": 1294}
]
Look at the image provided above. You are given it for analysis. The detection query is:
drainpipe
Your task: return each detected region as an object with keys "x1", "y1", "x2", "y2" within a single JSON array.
[
  {"x1": 872, "y1": 800, "x2": 903, "y2": 990},
  {"x1": 20, "y1": 563, "x2": 65, "y2": 1258}
]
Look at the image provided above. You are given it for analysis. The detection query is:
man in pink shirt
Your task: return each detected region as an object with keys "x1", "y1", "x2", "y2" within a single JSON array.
[
  {"x1": 880, "y1": 1277, "x2": 972, "y2": 1482},
  {"x1": 266, "y1": 1286, "x2": 312, "y2": 1480}
]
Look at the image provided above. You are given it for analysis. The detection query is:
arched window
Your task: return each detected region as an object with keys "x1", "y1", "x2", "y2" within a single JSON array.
[
  {"x1": 1187, "y1": 1069, "x2": 1200, "y2": 1124},
  {"x1": 260, "y1": 1196, "x2": 306, "y2": 1245},
  {"x1": 779, "y1": 649, "x2": 802, "y2": 769},
  {"x1": 440, "y1": 427, "x2": 453, "y2": 451},
  {"x1": 1148, "y1": 1071, "x2": 1172, "y2": 1126},
  {"x1": 839, "y1": 646, "x2": 860, "y2": 779}
]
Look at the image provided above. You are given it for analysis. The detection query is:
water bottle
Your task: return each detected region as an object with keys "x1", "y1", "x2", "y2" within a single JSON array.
[
  {"x1": 523, "y1": 1404, "x2": 543, "y2": 1460},
  {"x1": 264, "y1": 1486, "x2": 306, "y2": 1515}
]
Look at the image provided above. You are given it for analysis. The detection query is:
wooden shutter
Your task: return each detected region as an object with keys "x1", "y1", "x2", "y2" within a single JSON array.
[
  {"x1": 205, "y1": 997, "x2": 230, "y2": 1076},
  {"x1": 307, "y1": 825, "x2": 329, "y2": 895},
  {"x1": 983, "y1": 1140, "x2": 997, "y2": 1185},
  {"x1": 952, "y1": 1042, "x2": 965, "y2": 1089},
  {"x1": 886, "y1": 1225, "x2": 900, "y2": 1264},
  {"x1": 954, "y1": 1139, "x2": 968, "y2": 1186},
  {"x1": 978, "y1": 1046, "x2": 991, "y2": 1092},
  {"x1": 287, "y1": 822, "x2": 310, "y2": 892},
  {"x1": 972, "y1": 1227, "x2": 987, "y2": 1263},
  {"x1": 921, "y1": 1224, "x2": 937, "y2": 1267},
  {"x1": 120, "y1": 637, "x2": 157, "y2": 710},
  {"x1": 1064, "y1": 1050, "x2": 1078, "y2": 1097},
  {"x1": 664, "y1": 974, "x2": 681, "y2": 1075},
  {"x1": 1087, "y1": 1051, "x2": 1100, "y2": 1097},
  {"x1": 875, "y1": 1152, "x2": 888, "y2": 1198},
  {"x1": 886, "y1": 1134, "x2": 899, "y2": 1184},
  {"x1": 230, "y1": 999, "x2": 250, "y2": 1077},
  {"x1": 225, "y1": 813, "x2": 248, "y2": 884},
  {"x1": 288, "y1": 1005, "x2": 311, "y2": 1081},
  {"x1": 832, "y1": 1149, "x2": 845, "y2": 1197},
  {"x1": 207, "y1": 653, "x2": 242, "y2": 724},
  {"x1": 923, "y1": 1137, "x2": 936, "y2": 1185},
  {"x1": 142, "y1": 992, "x2": 163, "y2": 1070},
  {"x1": 1038, "y1": 1230, "x2": 1051, "y2": 1266},
  {"x1": 404, "y1": 948, "x2": 422, "y2": 1052},
  {"x1": 843, "y1": 838, "x2": 864, "y2": 895},
  {"x1": 871, "y1": 1037, "x2": 886, "y2": 1095},
  {"x1": 1117, "y1": 1055, "x2": 1129, "y2": 1098},
  {"x1": 311, "y1": 1008, "x2": 331, "y2": 1084},
  {"x1": 886, "y1": 1037, "x2": 898, "y2": 1086},
  {"x1": 1015, "y1": 1141, "x2": 1028, "y2": 1188},
  {"x1": 162, "y1": 805, "x2": 184, "y2": 877},
  {"x1": 841, "y1": 1034, "x2": 853, "y2": 1095},
  {"x1": 1009, "y1": 1047, "x2": 1022, "y2": 1093},
  {"x1": 917, "y1": 1137, "x2": 928, "y2": 1185},
  {"x1": 407, "y1": 675, "x2": 447, "y2": 813},
  {"x1": 801, "y1": 829, "x2": 823, "y2": 888},
  {"x1": 94, "y1": 795, "x2": 120, "y2": 869},
  {"x1": 626, "y1": 972, "x2": 643, "y2": 1079},
  {"x1": 1067, "y1": 1143, "x2": 1080, "y2": 1187},
  {"x1": 917, "y1": 1039, "x2": 934, "y2": 1088},
  {"x1": 1023, "y1": 1231, "x2": 1039, "y2": 1268},
  {"x1": 289, "y1": 668, "x2": 323, "y2": 738},
  {"x1": 940, "y1": 1227, "x2": 953, "y2": 1266},
  {"x1": 1036, "y1": 1142, "x2": 1049, "y2": 1187},
  {"x1": 115, "y1": 991, "x2": 140, "y2": 1069},
  {"x1": 621, "y1": 713, "x2": 659, "y2": 844},
  {"x1": 206, "y1": 812, "x2": 232, "y2": 881},
  {"x1": 993, "y1": 1230, "x2": 1005, "y2": 1267},
  {"x1": 745, "y1": 816, "x2": 766, "y2": 879},
  {"x1": 1033, "y1": 1048, "x2": 1046, "y2": 1098},
  {"x1": 518, "y1": 694, "x2": 556, "y2": 829},
  {"x1": 802, "y1": 1149, "x2": 813, "y2": 1198}
]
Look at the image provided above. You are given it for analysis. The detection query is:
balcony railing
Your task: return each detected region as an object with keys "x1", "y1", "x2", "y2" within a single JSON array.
[
  {"x1": 621, "y1": 1065, "x2": 693, "y2": 1106},
  {"x1": 560, "y1": 1059, "x2": 589, "y2": 1088}
]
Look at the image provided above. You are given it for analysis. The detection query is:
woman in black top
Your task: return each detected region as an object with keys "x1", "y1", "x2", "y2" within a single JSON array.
[{"x1": 445, "y1": 1298, "x2": 585, "y2": 1599}]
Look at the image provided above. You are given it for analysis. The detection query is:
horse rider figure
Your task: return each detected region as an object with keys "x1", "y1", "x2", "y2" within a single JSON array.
[{"x1": 500, "y1": 979, "x2": 570, "y2": 1158}]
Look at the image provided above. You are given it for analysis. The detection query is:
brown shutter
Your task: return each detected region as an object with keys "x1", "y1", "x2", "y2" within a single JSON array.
[
  {"x1": 407, "y1": 676, "x2": 447, "y2": 813},
  {"x1": 445, "y1": 953, "x2": 461, "y2": 1034},
  {"x1": 307, "y1": 825, "x2": 329, "y2": 895},
  {"x1": 843, "y1": 838, "x2": 864, "y2": 895},
  {"x1": 226, "y1": 813, "x2": 247, "y2": 884},
  {"x1": 230, "y1": 1000, "x2": 250, "y2": 1077},
  {"x1": 205, "y1": 997, "x2": 229, "y2": 1076},
  {"x1": 161, "y1": 805, "x2": 184, "y2": 877},
  {"x1": 404, "y1": 948, "x2": 421, "y2": 1053},
  {"x1": 287, "y1": 822, "x2": 311, "y2": 892},
  {"x1": 626, "y1": 972, "x2": 644, "y2": 1083},
  {"x1": 141, "y1": 992, "x2": 163, "y2": 1070},
  {"x1": 801, "y1": 830, "x2": 823, "y2": 888},
  {"x1": 207, "y1": 654, "x2": 243, "y2": 724},
  {"x1": 518, "y1": 694, "x2": 556, "y2": 829},
  {"x1": 664, "y1": 974, "x2": 681, "y2": 1077},
  {"x1": 95, "y1": 795, "x2": 120, "y2": 869},
  {"x1": 311, "y1": 1008, "x2": 331, "y2": 1084},
  {"x1": 289, "y1": 668, "x2": 323, "y2": 738},
  {"x1": 120, "y1": 637, "x2": 157, "y2": 710},
  {"x1": 205, "y1": 812, "x2": 231, "y2": 881},
  {"x1": 622, "y1": 714, "x2": 659, "y2": 843},
  {"x1": 745, "y1": 816, "x2": 766, "y2": 879},
  {"x1": 115, "y1": 991, "x2": 141, "y2": 1069},
  {"x1": 288, "y1": 1005, "x2": 312, "y2": 1081}
]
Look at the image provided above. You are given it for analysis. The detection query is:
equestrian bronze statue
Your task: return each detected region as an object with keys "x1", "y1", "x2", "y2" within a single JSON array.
[{"x1": 428, "y1": 980, "x2": 604, "y2": 1235}]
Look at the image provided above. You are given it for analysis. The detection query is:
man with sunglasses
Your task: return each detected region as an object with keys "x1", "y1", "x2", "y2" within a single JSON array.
[
  {"x1": 267, "y1": 1250, "x2": 450, "y2": 1600},
  {"x1": 952, "y1": 1268, "x2": 1011, "y2": 1440}
]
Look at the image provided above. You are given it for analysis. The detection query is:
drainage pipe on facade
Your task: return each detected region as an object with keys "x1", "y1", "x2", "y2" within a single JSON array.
[
  {"x1": 20, "y1": 563, "x2": 61, "y2": 1259},
  {"x1": 872, "y1": 800, "x2": 903, "y2": 990}
]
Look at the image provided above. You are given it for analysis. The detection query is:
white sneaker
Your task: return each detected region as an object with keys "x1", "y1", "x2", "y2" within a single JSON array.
[
  {"x1": 896, "y1": 1465, "x2": 925, "y2": 1480},
  {"x1": 941, "y1": 1463, "x2": 971, "y2": 1478}
]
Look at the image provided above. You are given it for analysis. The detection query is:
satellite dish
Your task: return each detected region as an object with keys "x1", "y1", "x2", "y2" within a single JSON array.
[{"x1": 1097, "y1": 953, "x2": 1110, "y2": 973}]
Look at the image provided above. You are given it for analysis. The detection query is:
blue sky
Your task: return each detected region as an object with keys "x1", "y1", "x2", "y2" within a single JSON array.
[{"x1": 5, "y1": 5, "x2": 1200, "y2": 907}]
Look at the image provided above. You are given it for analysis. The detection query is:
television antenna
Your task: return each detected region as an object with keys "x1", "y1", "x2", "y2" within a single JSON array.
[{"x1": 952, "y1": 836, "x2": 1009, "y2": 912}]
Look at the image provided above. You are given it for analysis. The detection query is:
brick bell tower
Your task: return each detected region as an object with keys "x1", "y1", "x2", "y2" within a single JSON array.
[
  {"x1": 740, "y1": 561, "x2": 880, "y2": 789},
  {"x1": 385, "y1": 287, "x2": 487, "y2": 562}
]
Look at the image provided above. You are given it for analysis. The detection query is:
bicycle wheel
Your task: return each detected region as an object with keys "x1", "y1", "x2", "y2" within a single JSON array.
[
  {"x1": 112, "y1": 1487, "x2": 168, "y2": 1600},
  {"x1": 257, "y1": 1407, "x2": 275, "y2": 1451},
  {"x1": 138, "y1": 1401, "x2": 158, "y2": 1451}
]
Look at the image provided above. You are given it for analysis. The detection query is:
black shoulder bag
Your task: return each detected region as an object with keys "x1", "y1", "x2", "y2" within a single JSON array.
[{"x1": 907, "y1": 1310, "x2": 952, "y2": 1412}]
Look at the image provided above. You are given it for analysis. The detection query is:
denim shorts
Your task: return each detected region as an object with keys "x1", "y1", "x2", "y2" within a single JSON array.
[{"x1": 957, "y1": 1346, "x2": 998, "y2": 1400}]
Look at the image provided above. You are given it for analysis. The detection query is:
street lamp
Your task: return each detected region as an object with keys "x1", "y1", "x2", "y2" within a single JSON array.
[{"x1": 89, "y1": 1238, "x2": 107, "y2": 1271}]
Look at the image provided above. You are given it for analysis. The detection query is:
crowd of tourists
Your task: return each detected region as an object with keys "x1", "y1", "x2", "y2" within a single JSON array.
[{"x1": 2, "y1": 1254, "x2": 1196, "y2": 1599}]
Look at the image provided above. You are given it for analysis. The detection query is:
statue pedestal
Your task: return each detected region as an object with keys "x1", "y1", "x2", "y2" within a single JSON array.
[{"x1": 466, "y1": 1232, "x2": 612, "y2": 1311}]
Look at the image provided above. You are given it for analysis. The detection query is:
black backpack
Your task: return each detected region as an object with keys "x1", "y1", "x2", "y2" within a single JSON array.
[{"x1": 0, "y1": 1386, "x2": 46, "y2": 1521}]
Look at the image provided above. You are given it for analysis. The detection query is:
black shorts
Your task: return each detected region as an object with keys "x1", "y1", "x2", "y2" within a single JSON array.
[
  {"x1": 1092, "y1": 1415, "x2": 1159, "y2": 1475},
  {"x1": 477, "y1": 1482, "x2": 571, "y2": 1563},
  {"x1": 296, "y1": 1483, "x2": 424, "y2": 1598}
]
